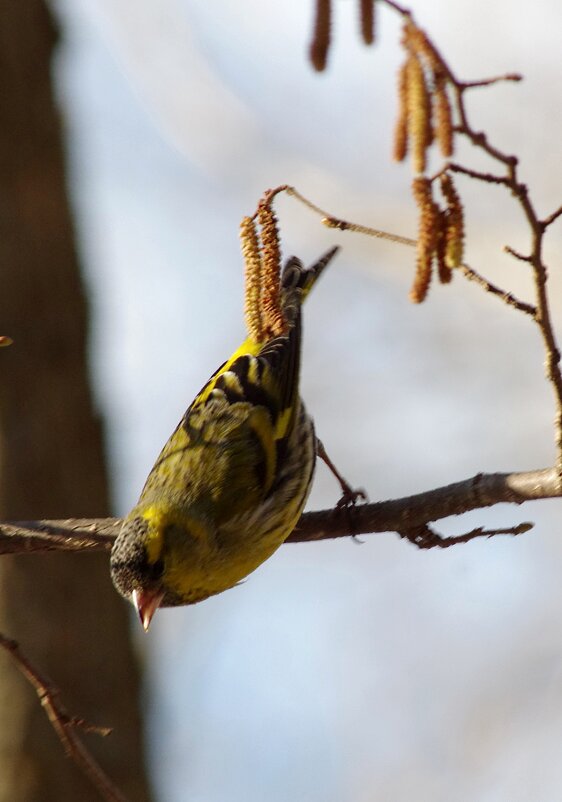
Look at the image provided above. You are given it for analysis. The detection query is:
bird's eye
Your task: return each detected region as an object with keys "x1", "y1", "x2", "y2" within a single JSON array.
[{"x1": 149, "y1": 558, "x2": 164, "y2": 580}]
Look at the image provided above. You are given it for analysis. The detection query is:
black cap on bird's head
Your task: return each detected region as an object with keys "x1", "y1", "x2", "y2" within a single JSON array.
[
  {"x1": 112, "y1": 508, "x2": 225, "y2": 626},
  {"x1": 110, "y1": 516, "x2": 166, "y2": 631}
]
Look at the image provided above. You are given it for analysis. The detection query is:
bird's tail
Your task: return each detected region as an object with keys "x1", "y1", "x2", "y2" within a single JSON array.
[{"x1": 253, "y1": 246, "x2": 339, "y2": 425}]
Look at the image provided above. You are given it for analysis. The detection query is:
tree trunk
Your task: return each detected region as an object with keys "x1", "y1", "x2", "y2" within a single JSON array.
[{"x1": 0, "y1": 3, "x2": 153, "y2": 800}]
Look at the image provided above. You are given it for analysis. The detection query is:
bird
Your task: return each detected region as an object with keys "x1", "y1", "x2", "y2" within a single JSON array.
[{"x1": 110, "y1": 246, "x2": 345, "y2": 630}]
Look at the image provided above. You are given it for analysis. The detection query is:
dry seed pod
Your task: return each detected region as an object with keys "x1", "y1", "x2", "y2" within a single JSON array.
[
  {"x1": 406, "y1": 52, "x2": 432, "y2": 174},
  {"x1": 240, "y1": 216, "x2": 264, "y2": 342},
  {"x1": 440, "y1": 174, "x2": 465, "y2": 268},
  {"x1": 410, "y1": 177, "x2": 441, "y2": 303},
  {"x1": 309, "y1": 0, "x2": 332, "y2": 72},
  {"x1": 257, "y1": 202, "x2": 285, "y2": 337},
  {"x1": 359, "y1": 0, "x2": 376, "y2": 45},
  {"x1": 393, "y1": 59, "x2": 410, "y2": 162},
  {"x1": 434, "y1": 70, "x2": 454, "y2": 158}
]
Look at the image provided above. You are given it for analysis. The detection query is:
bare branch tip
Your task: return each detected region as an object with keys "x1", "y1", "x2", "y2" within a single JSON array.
[
  {"x1": 515, "y1": 522, "x2": 534, "y2": 534},
  {"x1": 542, "y1": 204, "x2": 562, "y2": 229},
  {"x1": 72, "y1": 717, "x2": 113, "y2": 738},
  {"x1": 503, "y1": 244, "x2": 532, "y2": 263}
]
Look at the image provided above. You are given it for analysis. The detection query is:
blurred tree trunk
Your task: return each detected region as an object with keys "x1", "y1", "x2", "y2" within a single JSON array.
[{"x1": 0, "y1": 3, "x2": 153, "y2": 801}]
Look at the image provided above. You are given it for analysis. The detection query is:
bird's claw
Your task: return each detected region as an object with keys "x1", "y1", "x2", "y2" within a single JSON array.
[{"x1": 336, "y1": 485, "x2": 368, "y2": 509}]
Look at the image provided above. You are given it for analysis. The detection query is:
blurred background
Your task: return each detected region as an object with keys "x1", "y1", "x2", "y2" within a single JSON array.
[{"x1": 7, "y1": 0, "x2": 562, "y2": 799}]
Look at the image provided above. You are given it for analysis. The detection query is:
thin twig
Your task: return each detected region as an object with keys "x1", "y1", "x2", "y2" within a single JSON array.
[
  {"x1": 397, "y1": 521, "x2": 532, "y2": 550},
  {"x1": 459, "y1": 73, "x2": 522, "y2": 89},
  {"x1": 0, "y1": 633, "x2": 128, "y2": 802},
  {"x1": 284, "y1": 186, "x2": 537, "y2": 315},
  {"x1": 452, "y1": 82, "x2": 518, "y2": 168},
  {"x1": 323, "y1": 215, "x2": 416, "y2": 245},
  {"x1": 458, "y1": 263, "x2": 536, "y2": 317},
  {"x1": 542, "y1": 204, "x2": 562, "y2": 229},
  {"x1": 503, "y1": 245, "x2": 532, "y2": 264},
  {"x1": 448, "y1": 162, "x2": 509, "y2": 186},
  {"x1": 285, "y1": 185, "x2": 417, "y2": 245},
  {"x1": 380, "y1": 0, "x2": 411, "y2": 16}
]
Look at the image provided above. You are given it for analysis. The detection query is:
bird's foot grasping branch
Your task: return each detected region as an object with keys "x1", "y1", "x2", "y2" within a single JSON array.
[{"x1": 316, "y1": 438, "x2": 368, "y2": 508}]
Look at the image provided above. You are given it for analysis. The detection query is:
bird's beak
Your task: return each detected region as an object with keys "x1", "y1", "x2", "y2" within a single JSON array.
[{"x1": 132, "y1": 588, "x2": 164, "y2": 632}]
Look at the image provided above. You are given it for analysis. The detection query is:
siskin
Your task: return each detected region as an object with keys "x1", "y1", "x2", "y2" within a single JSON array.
[{"x1": 111, "y1": 246, "x2": 340, "y2": 629}]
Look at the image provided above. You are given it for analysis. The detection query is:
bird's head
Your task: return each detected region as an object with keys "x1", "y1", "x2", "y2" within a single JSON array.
[{"x1": 110, "y1": 505, "x2": 213, "y2": 630}]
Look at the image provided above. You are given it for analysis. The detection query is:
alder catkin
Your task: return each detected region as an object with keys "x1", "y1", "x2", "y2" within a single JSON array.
[
  {"x1": 434, "y1": 71, "x2": 454, "y2": 158},
  {"x1": 257, "y1": 202, "x2": 285, "y2": 337},
  {"x1": 410, "y1": 177, "x2": 441, "y2": 302},
  {"x1": 240, "y1": 216, "x2": 264, "y2": 342},
  {"x1": 435, "y1": 209, "x2": 453, "y2": 284},
  {"x1": 406, "y1": 23, "x2": 445, "y2": 75},
  {"x1": 440, "y1": 173, "x2": 465, "y2": 268},
  {"x1": 406, "y1": 52, "x2": 432, "y2": 174},
  {"x1": 393, "y1": 59, "x2": 410, "y2": 162},
  {"x1": 309, "y1": 0, "x2": 332, "y2": 72},
  {"x1": 359, "y1": 0, "x2": 376, "y2": 45}
]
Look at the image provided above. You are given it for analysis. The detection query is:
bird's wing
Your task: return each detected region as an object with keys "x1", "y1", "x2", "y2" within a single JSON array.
[
  {"x1": 138, "y1": 319, "x2": 301, "y2": 521},
  {"x1": 138, "y1": 248, "x2": 339, "y2": 520}
]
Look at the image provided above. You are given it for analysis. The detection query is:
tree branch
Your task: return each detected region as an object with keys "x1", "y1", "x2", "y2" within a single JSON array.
[
  {"x1": 372, "y1": 0, "x2": 562, "y2": 474},
  {"x1": 290, "y1": 467, "x2": 553, "y2": 543},
  {"x1": 0, "y1": 633, "x2": 128, "y2": 802},
  {"x1": 0, "y1": 467, "x2": 558, "y2": 555},
  {"x1": 0, "y1": 519, "x2": 117, "y2": 555}
]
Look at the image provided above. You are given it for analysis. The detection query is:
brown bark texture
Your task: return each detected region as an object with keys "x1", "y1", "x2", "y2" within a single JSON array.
[{"x1": 0, "y1": 3, "x2": 153, "y2": 800}]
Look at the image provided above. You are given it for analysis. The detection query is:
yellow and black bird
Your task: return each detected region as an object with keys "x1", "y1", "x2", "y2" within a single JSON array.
[{"x1": 110, "y1": 247, "x2": 340, "y2": 629}]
